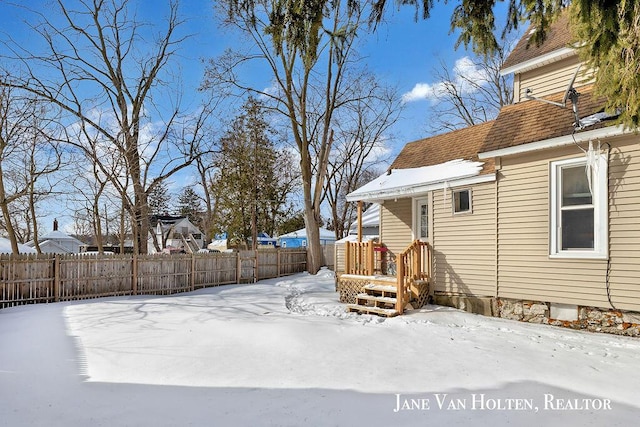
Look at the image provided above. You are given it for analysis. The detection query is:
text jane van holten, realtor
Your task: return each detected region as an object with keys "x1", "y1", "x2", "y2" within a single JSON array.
[{"x1": 393, "y1": 393, "x2": 612, "y2": 412}]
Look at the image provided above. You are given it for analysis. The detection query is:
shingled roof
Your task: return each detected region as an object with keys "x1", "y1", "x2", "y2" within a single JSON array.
[
  {"x1": 390, "y1": 121, "x2": 495, "y2": 175},
  {"x1": 480, "y1": 85, "x2": 609, "y2": 154},
  {"x1": 502, "y1": 12, "x2": 574, "y2": 71},
  {"x1": 388, "y1": 84, "x2": 611, "y2": 172}
]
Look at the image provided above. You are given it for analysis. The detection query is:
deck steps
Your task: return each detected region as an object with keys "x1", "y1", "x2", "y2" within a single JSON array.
[
  {"x1": 347, "y1": 282, "x2": 400, "y2": 317},
  {"x1": 347, "y1": 304, "x2": 399, "y2": 317}
]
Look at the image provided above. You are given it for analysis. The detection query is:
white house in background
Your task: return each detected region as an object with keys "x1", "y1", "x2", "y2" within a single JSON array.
[
  {"x1": 278, "y1": 227, "x2": 336, "y2": 248},
  {"x1": 25, "y1": 219, "x2": 84, "y2": 254},
  {"x1": 149, "y1": 215, "x2": 205, "y2": 254},
  {"x1": 346, "y1": 203, "x2": 380, "y2": 238},
  {"x1": 0, "y1": 237, "x2": 37, "y2": 254}
]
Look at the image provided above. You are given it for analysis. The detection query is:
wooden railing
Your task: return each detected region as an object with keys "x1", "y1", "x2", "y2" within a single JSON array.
[
  {"x1": 396, "y1": 240, "x2": 431, "y2": 314},
  {"x1": 344, "y1": 241, "x2": 384, "y2": 276}
]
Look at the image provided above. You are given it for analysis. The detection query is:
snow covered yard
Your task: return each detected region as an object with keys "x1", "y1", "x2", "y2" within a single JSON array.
[{"x1": 2, "y1": 269, "x2": 640, "y2": 426}]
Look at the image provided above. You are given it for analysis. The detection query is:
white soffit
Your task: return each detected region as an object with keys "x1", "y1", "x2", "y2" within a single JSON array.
[{"x1": 500, "y1": 47, "x2": 577, "y2": 76}]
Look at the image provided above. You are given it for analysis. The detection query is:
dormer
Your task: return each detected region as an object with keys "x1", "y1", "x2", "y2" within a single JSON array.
[{"x1": 501, "y1": 13, "x2": 593, "y2": 103}]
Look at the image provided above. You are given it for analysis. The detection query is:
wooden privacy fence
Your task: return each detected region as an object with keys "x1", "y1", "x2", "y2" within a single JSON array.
[{"x1": 0, "y1": 248, "x2": 307, "y2": 309}]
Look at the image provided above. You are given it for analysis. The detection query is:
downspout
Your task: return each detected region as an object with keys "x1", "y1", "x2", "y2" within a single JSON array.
[
  {"x1": 494, "y1": 159, "x2": 501, "y2": 314},
  {"x1": 603, "y1": 143, "x2": 616, "y2": 310}
]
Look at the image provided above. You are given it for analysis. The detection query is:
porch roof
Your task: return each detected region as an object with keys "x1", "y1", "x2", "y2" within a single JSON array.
[{"x1": 346, "y1": 159, "x2": 490, "y2": 203}]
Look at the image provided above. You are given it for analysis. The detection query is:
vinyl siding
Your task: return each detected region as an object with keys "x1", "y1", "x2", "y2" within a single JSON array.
[
  {"x1": 432, "y1": 182, "x2": 497, "y2": 297},
  {"x1": 497, "y1": 136, "x2": 640, "y2": 311},
  {"x1": 516, "y1": 56, "x2": 593, "y2": 102},
  {"x1": 380, "y1": 198, "x2": 412, "y2": 259}
]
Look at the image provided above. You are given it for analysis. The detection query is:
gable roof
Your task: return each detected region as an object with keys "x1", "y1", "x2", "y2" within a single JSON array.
[
  {"x1": 502, "y1": 12, "x2": 574, "y2": 73},
  {"x1": 0, "y1": 237, "x2": 37, "y2": 254},
  {"x1": 279, "y1": 227, "x2": 336, "y2": 240},
  {"x1": 391, "y1": 120, "x2": 496, "y2": 175},
  {"x1": 480, "y1": 85, "x2": 611, "y2": 154}
]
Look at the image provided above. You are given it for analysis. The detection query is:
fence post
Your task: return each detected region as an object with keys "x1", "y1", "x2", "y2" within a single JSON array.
[
  {"x1": 236, "y1": 251, "x2": 241, "y2": 284},
  {"x1": 132, "y1": 255, "x2": 138, "y2": 295},
  {"x1": 190, "y1": 253, "x2": 196, "y2": 292},
  {"x1": 277, "y1": 249, "x2": 281, "y2": 277},
  {"x1": 253, "y1": 250, "x2": 258, "y2": 283},
  {"x1": 54, "y1": 254, "x2": 60, "y2": 302}
]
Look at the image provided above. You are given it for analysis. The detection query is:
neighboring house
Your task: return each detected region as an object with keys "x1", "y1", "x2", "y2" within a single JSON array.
[
  {"x1": 206, "y1": 232, "x2": 277, "y2": 251},
  {"x1": 347, "y1": 203, "x2": 380, "y2": 238},
  {"x1": 251, "y1": 232, "x2": 278, "y2": 248},
  {"x1": 334, "y1": 204, "x2": 381, "y2": 273},
  {"x1": 278, "y1": 227, "x2": 336, "y2": 248},
  {"x1": 341, "y1": 14, "x2": 640, "y2": 336},
  {"x1": 0, "y1": 237, "x2": 37, "y2": 254},
  {"x1": 25, "y1": 220, "x2": 84, "y2": 254},
  {"x1": 149, "y1": 215, "x2": 205, "y2": 254}
]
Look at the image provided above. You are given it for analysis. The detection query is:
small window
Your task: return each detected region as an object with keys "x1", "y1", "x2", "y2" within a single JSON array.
[
  {"x1": 281, "y1": 241, "x2": 287, "y2": 248},
  {"x1": 453, "y1": 189, "x2": 471, "y2": 214},
  {"x1": 302, "y1": 239, "x2": 307, "y2": 247}
]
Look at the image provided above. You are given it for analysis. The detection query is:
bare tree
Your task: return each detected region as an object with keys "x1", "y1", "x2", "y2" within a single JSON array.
[
  {"x1": 0, "y1": 82, "x2": 63, "y2": 253},
  {"x1": 322, "y1": 74, "x2": 401, "y2": 239},
  {"x1": 1, "y1": 0, "x2": 214, "y2": 254},
  {"x1": 424, "y1": 43, "x2": 513, "y2": 133},
  {"x1": 205, "y1": 0, "x2": 373, "y2": 272}
]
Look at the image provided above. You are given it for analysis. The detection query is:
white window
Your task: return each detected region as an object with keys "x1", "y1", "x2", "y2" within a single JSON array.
[
  {"x1": 550, "y1": 156, "x2": 608, "y2": 259},
  {"x1": 414, "y1": 198, "x2": 429, "y2": 240},
  {"x1": 302, "y1": 239, "x2": 307, "y2": 247},
  {"x1": 453, "y1": 189, "x2": 472, "y2": 214}
]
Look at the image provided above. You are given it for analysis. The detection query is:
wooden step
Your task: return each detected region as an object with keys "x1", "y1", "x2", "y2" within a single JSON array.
[
  {"x1": 362, "y1": 283, "x2": 397, "y2": 294},
  {"x1": 356, "y1": 293, "x2": 397, "y2": 305},
  {"x1": 346, "y1": 304, "x2": 399, "y2": 317}
]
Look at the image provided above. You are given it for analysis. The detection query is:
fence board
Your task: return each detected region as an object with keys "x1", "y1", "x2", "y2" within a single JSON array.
[{"x1": 1, "y1": 247, "x2": 307, "y2": 309}]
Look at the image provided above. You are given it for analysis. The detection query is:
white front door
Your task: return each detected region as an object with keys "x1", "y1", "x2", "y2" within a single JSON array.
[{"x1": 414, "y1": 196, "x2": 431, "y2": 243}]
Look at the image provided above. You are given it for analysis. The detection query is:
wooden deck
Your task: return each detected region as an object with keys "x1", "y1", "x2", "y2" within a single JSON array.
[{"x1": 339, "y1": 240, "x2": 432, "y2": 316}]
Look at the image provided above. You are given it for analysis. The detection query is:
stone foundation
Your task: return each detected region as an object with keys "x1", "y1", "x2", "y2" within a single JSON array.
[
  {"x1": 432, "y1": 294, "x2": 640, "y2": 337},
  {"x1": 498, "y1": 298, "x2": 640, "y2": 337}
]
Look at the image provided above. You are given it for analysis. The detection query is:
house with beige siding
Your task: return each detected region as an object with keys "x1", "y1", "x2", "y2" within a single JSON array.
[{"x1": 337, "y1": 14, "x2": 640, "y2": 336}]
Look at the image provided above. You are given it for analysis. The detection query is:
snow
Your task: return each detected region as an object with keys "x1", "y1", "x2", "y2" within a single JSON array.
[
  {"x1": 346, "y1": 159, "x2": 485, "y2": 202},
  {"x1": 1, "y1": 269, "x2": 640, "y2": 426},
  {"x1": 0, "y1": 237, "x2": 37, "y2": 254}
]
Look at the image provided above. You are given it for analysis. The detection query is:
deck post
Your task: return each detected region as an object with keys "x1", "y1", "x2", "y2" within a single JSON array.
[
  {"x1": 357, "y1": 201, "x2": 363, "y2": 243},
  {"x1": 396, "y1": 258, "x2": 405, "y2": 314},
  {"x1": 345, "y1": 241, "x2": 351, "y2": 274}
]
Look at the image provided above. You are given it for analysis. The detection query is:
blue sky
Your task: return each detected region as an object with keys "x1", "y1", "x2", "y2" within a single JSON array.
[{"x1": 0, "y1": 0, "x2": 517, "y2": 232}]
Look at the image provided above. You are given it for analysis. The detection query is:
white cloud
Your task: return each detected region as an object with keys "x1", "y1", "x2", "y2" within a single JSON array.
[{"x1": 402, "y1": 56, "x2": 491, "y2": 103}]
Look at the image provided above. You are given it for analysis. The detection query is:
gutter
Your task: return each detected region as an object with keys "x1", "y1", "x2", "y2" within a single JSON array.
[
  {"x1": 478, "y1": 125, "x2": 628, "y2": 159},
  {"x1": 346, "y1": 173, "x2": 496, "y2": 203}
]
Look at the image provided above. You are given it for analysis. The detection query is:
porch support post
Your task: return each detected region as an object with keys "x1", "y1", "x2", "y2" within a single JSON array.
[{"x1": 357, "y1": 200, "x2": 363, "y2": 243}]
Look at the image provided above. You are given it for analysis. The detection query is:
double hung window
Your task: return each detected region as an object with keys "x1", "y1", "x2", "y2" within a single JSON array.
[{"x1": 550, "y1": 157, "x2": 607, "y2": 258}]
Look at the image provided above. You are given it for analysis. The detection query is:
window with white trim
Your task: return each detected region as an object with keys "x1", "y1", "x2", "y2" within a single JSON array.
[
  {"x1": 415, "y1": 198, "x2": 429, "y2": 240},
  {"x1": 550, "y1": 156, "x2": 608, "y2": 258},
  {"x1": 453, "y1": 189, "x2": 472, "y2": 214}
]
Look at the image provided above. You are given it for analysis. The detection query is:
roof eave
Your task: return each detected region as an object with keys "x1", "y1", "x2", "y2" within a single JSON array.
[
  {"x1": 500, "y1": 47, "x2": 577, "y2": 76},
  {"x1": 346, "y1": 173, "x2": 496, "y2": 203},
  {"x1": 478, "y1": 125, "x2": 628, "y2": 159}
]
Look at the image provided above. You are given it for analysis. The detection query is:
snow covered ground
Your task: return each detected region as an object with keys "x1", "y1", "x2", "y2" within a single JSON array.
[{"x1": 2, "y1": 269, "x2": 640, "y2": 426}]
